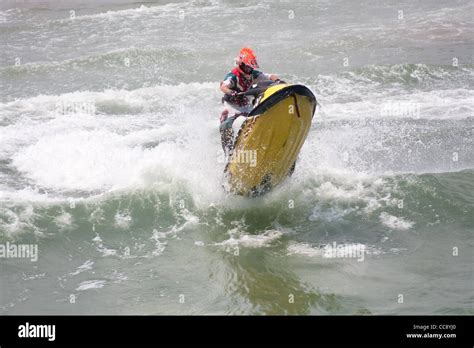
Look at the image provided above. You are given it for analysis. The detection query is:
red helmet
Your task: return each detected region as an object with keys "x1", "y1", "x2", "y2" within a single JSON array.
[{"x1": 236, "y1": 47, "x2": 259, "y2": 69}]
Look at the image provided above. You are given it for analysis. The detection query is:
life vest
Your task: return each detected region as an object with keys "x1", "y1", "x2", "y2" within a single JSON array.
[{"x1": 231, "y1": 67, "x2": 252, "y2": 92}]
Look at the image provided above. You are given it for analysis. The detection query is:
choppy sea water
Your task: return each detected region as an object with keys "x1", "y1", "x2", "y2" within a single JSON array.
[{"x1": 0, "y1": 0, "x2": 473, "y2": 314}]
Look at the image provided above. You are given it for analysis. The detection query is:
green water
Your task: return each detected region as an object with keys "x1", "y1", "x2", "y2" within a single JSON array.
[{"x1": 0, "y1": 0, "x2": 473, "y2": 314}]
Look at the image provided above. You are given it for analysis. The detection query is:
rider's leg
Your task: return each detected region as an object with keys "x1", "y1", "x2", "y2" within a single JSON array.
[{"x1": 219, "y1": 109, "x2": 237, "y2": 156}]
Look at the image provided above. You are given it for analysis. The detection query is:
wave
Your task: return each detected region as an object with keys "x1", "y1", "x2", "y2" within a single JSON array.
[
  {"x1": 1, "y1": 169, "x2": 473, "y2": 238},
  {"x1": 3, "y1": 61, "x2": 472, "y2": 113},
  {"x1": 0, "y1": 46, "x2": 194, "y2": 77},
  {"x1": 312, "y1": 63, "x2": 474, "y2": 102},
  {"x1": 0, "y1": 0, "x2": 266, "y2": 29},
  {"x1": 2, "y1": 63, "x2": 473, "y2": 119},
  {"x1": 0, "y1": 76, "x2": 472, "y2": 200}
]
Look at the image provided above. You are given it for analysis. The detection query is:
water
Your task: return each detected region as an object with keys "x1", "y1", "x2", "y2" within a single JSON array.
[{"x1": 0, "y1": 0, "x2": 473, "y2": 315}]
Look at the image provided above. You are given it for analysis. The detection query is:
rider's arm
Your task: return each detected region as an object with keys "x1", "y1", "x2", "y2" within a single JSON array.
[
  {"x1": 220, "y1": 82, "x2": 234, "y2": 95},
  {"x1": 220, "y1": 73, "x2": 237, "y2": 95},
  {"x1": 253, "y1": 70, "x2": 279, "y2": 82}
]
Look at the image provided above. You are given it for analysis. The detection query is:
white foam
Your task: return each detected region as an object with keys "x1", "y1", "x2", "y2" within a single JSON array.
[
  {"x1": 0, "y1": 207, "x2": 21, "y2": 234},
  {"x1": 1, "y1": 70, "x2": 472, "y2": 217},
  {"x1": 287, "y1": 242, "x2": 324, "y2": 257},
  {"x1": 150, "y1": 230, "x2": 167, "y2": 256},
  {"x1": 75, "y1": 279, "x2": 106, "y2": 291},
  {"x1": 319, "y1": 88, "x2": 474, "y2": 120},
  {"x1": 70, "y1": 260, "x2": 94, "y2": 276},
  {"x1": 111, "y1": 270, "x2": 128, "y2": 283},
  {"x1": 0, "y1": 9, "x2": 20, "y2": 24},
  {"x1": 0, "y1": 205, "x2": 38, "y2": 236},
  {"x1": 49, "y1": 1, "x2": 267, "y2": 25},
  {"x1": 1, "y1": 83, "x2": 229, "y2": 208},
  {"x1": 114, "y1": 210, "x2": 132, "y2": 229},
  {"x1": 92, "y1": 234, "x2": 117, "y2": 257},
  {"x1": 214, "y1": 230, "x2": 283, "y2": 249},
  {"x1": 12, "y1": 130, "x2": 142, "y2": 191},
  {"x1": 300, "y1": 170, "x2": 390, "y2": 213},
  {"x1": 379, "y1": 212, "x2": 414, "y2": 231},
  {"x1": 54, "y1": 211, "x2": 73, "y2": 228},
  {"x1": 0, "y1": 187, "x2": 78, "y2": 204},
  {"x1": 309, "y1": 206, "x2": 356, "y2": 222}
]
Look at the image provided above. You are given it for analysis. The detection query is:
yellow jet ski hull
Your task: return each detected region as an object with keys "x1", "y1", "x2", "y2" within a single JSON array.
[{"x1": 224, "y1": 84, "x2": 317, "y2": 196}]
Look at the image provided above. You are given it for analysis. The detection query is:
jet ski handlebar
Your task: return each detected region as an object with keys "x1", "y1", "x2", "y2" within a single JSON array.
[{"x1": 237, "y1": 80, "x2": 286, "y2": 96}]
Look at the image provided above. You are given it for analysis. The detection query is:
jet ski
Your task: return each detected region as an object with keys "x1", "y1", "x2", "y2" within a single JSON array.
[{"x1": 224, "y1": 81, "x2": 317, "y2": 196}]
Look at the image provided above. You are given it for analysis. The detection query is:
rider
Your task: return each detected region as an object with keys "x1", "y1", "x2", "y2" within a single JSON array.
[{"x1": 219, "y1": 47, "x2": 280, "y2": 156}]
